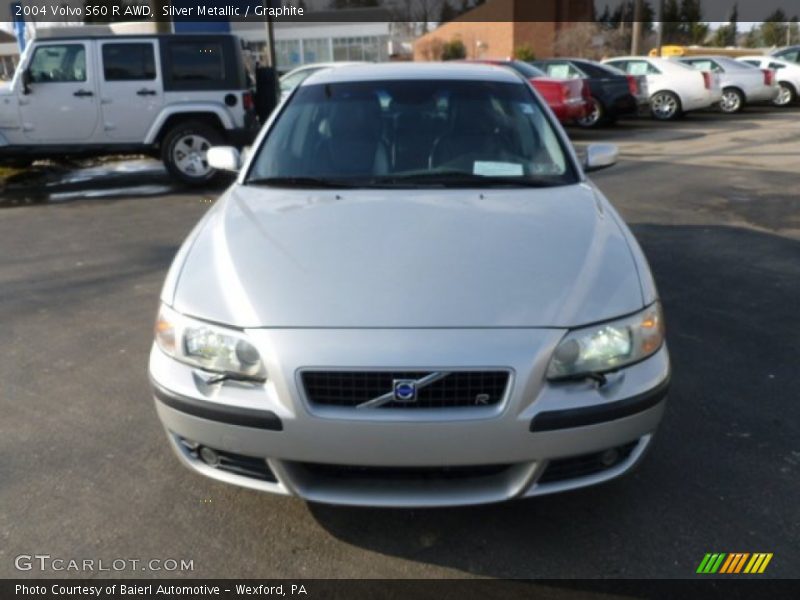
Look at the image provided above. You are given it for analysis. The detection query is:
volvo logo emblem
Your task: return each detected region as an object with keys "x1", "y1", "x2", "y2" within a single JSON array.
[{"x1": 393, "y1": 380, "x2": 417, "y2": 403}]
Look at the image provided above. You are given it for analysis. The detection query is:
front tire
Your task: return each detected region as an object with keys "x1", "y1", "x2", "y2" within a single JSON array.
[
  {"x1": 650, "y1": 91, "x2": 681, "y2": 121},
  {"x1": 773, "y1": 81, "x2": 796, "y2": 107},
  {"x1": 577, "y1": 96, "x2": 605, "y2": 128},
  {"x1": 719, "y1": 87, "x2": 744, "y2": 114},
  {"x1": 161, "y1": 121, "x2": 224, "y2": 186}
]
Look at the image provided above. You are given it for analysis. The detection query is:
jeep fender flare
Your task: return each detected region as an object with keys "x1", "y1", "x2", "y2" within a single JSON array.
[{"x1": 145, "y1": 104, "x2": 234, "y2": 146}]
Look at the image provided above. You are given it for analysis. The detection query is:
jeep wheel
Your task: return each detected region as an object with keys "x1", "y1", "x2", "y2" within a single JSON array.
[{"x1": 161, "y1": 122, "x2": 223, "y2": 185}]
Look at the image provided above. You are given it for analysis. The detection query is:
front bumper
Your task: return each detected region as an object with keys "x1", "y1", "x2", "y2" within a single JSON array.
[{"x1": 149, "y1": 329, "x2": 670, "y2": 507}]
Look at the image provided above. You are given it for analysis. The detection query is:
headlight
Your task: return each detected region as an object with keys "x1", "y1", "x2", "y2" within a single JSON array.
[
  {"x1": 547, "y1": 303, "x2": 664, "y2": 380},
  {"x1": 155, "y1": 304, "x2": 265, "y2": 380}
]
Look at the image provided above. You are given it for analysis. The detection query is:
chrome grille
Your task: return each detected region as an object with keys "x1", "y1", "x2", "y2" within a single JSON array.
[{"x1": 301, "y1": 370, "x2": 510, "y2": 409}]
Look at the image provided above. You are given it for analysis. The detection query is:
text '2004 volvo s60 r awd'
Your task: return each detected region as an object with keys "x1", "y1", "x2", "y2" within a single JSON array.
[{"x1": 149, "y1": 63, "x2": 670, "y2": 507}]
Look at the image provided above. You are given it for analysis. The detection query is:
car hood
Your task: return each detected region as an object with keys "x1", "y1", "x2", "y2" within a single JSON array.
[{"x1": 170, "y1": 183, "x2": 644, "y2": 328}]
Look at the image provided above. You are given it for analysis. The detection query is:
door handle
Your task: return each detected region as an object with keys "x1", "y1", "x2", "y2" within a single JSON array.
[
  {"x1": 136, "y1": 89, "x2": 157, "y2": 96},
  {"x1": 73, "y1": 89, "x2": 93, "y2": 97}
]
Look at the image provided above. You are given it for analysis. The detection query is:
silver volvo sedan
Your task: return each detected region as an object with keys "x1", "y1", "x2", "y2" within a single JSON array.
[{"x1": 149, "y1": 63, "x2": 670, "y2": 507}]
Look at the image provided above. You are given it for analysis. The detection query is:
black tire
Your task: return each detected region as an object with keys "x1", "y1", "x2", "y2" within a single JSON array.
[
  {"x1": 773, "y1": 81, "x2": 796, "y2": 107},
  {"x1": 650, "y1": 91, "x2": 682, "y2": 121},
  {"x1": 161, "y1": 121, "x2": 224, "y2": 186},
  {"x1": 719, "y1": 87, "x2": 745, "y2": 114},
  {"x1": 576, "y1": 96, "x2": 606, "y2": 128}
]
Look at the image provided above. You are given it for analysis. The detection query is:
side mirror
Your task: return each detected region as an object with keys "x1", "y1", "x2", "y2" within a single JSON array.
[
  {"x1": 584, "y1": 143, "x2": 618, "y2": 172},
  {"x1": 21, "y1": 69, "x2": 31, "y2": 95},
  {"x1": 207, "y1": 146, "x2": 241, "y2": 172}
]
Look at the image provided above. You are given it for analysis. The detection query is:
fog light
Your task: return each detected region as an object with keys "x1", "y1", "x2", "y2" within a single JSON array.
[
  {"x1": 199, "y1": 446, "x2": 220, "y2": 467},
  {"x1": 600, "y1": 448, "x2": 620, "y2": 467}
]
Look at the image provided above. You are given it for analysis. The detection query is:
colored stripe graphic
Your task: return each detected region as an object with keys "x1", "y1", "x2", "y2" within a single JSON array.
[
  {"x1": 744, "y1": 553, "x2": 773, "y2": 574},
  {"x1": 699, "y1": 552, "x2": 773, "y2": 574},
  {"x1": 720, "y1": 553, "x2": 749, "y2": 573},
  {"x1": 697, "y1": 553, "x2": 727, "y2": 573}
]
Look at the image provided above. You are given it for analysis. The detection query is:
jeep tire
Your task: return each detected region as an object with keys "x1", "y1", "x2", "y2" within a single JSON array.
[{"x1": 161, "y1": 121, "x2": 224, "y2": 186}]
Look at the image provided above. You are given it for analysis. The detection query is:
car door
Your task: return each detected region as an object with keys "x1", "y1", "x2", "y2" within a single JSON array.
[
  {"x1": 18, "y1": 41, "x2": 99, "y2": 143},
  {"x1": 98, "y1": 39, "x2": 162, "y2": 142}
]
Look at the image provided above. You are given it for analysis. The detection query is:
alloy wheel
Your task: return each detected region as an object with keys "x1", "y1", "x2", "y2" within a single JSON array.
[
  {"x1": 577, "y1": 98, "x2": 603, "y2": 127},
  {"x1": 720, "y1": 89, "x2": 743, "y2": 113},
  {"x1": 651, "y1": 92, "x2": 678, "y2": 120},
  {"x1": 773, "y1": 83, "x2": 793, "y2": 106},
  {"x1": 172, "y1": 134, "x2": 213, "y2": 178}
]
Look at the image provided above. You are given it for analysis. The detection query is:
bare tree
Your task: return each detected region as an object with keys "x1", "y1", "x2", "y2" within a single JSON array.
[
  {"x1": 553, "y1": 23, "x2": 629, "y2": 60},
  {"x1": 416, "y1": 37, "x2": 445, "y2": 61}
]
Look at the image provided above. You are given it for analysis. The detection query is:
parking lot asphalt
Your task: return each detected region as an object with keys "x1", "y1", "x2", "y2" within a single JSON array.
[{"x1": 1, "y1": 108, "x2": 798, "y2": 580}]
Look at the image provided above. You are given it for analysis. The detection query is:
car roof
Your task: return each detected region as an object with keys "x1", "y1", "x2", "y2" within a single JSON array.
[
  {"x1": 676, "y1": 55, "x2": 729, "y2": 61},
  {"x1": 303, "y1": 62, "x2": 524, "y2": 85}
]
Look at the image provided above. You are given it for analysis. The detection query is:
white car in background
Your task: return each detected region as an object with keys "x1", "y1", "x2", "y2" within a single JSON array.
[
  {"x1": 279, "y1": 62, "x2": 363, "y2": 101},
  {"x1": 676, "y1": 56, "x2": 777, "y2": 113},
  {"x1": 603, "y1": 56, "x2": 722, "y2": 120},
  {"x1": 737, "y1": 55, "x2": 800, "y2": 106}
]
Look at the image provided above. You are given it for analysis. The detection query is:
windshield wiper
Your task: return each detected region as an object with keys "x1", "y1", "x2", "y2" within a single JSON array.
[
  {"x1": 246, "y1": 176, "x2": 360, "y2": 189},
  {"x1": 367, "y1": 171, "x2": 560, "y2": 188}
]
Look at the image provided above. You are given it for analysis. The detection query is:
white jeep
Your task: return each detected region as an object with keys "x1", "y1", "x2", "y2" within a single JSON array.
[{"x1": 0, "y1": 33, "x2": 258, "y2": 184}]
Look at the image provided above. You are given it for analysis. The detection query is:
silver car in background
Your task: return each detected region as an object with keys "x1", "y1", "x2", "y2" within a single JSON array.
[
  {"x1": 603, "y1": 56, "x2": 721, "y2": 120},
  {"x1": 149, "y1": 63, "x2": 670, "y2": 507},
  {"x1": 676, "y1": 56, "x2": 778, "y2": 113},
  {"x1": 738, "y1": 55, "x2": 800, "y2": 107}
]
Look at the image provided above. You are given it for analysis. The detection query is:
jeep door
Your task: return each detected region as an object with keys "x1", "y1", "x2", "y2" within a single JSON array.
[
  {"x1": 97, "y1": 39, "x2": 163, "y2": 142},
  {"x1": 19, "y1": 41, "x2": 99, "y2": 142}
]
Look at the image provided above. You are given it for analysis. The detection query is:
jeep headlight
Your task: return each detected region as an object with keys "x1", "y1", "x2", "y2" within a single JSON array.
[
  {"x1": 154, "y1": 303, "x2": 265, "y2": 380},
  {"x1": 547, "y1": 303, "x2": 664, "y2": 380}
]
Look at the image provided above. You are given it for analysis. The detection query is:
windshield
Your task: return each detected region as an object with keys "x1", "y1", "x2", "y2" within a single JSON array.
[{"x1": 246, "y1": 79, "x2": 577, "y2": 188}]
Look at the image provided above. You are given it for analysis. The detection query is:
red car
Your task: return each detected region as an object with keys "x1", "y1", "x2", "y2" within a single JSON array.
[{"x1": 465, "y1": 60, "x2": 591, "y2": 124}]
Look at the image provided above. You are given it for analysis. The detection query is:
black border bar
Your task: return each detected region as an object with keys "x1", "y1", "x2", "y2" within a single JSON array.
[
  {"x1": 530, "y1": 376, "x2": 670, "y2": 432},
  {"x1": 2, "y1": 579, "x2": 795, "y2": 600},
  {"x1": 152, "y1": 381, "x2": 283, "y2": 431}
]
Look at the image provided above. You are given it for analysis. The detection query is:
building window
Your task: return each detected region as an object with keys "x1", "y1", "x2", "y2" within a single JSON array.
[
  {"x1": 332, "y1": 36, "x2": 388, "y2": 62},
  {"x1": 275, "y1": 40, "x2": 302, "y2": 69},
  {"x1": 302, "y1": 39, "x2": 332, "y2": 64}
]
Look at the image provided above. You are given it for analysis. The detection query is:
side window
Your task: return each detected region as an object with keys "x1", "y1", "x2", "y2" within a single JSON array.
[
  {"x1": 627, "y1": 61, "x2": 654, "y2": 76},
  {"x1": 546, "y1": 63, "x2": 573, "y2": 79},
  {"x1": 777, "y1": 50, "x2": 799, "y2": 63},
  {"x1": 29, "y1": 44, "x2": 86, "y2": 83},
  {"x1": 741, "y1": 60, "x2": 760, "y2": 67},
  {"x1": 169, "y1": 42, "x2": 225, "y2": 82},
  {"x1": 686, "y1": 60, "x2": 717, "y2": 72},
  {"x1": 102, "y1": 43, "x2": 156, "y2": 81},
  {"x1": 606, "y1": 60, "x2": 628, "y2": 72},
  {"x1": 769, "y1": 62, "x2": 786, "y2": 70},
  {"x1": 280, "y1": 69, "x2": 318, "y2": 94}
]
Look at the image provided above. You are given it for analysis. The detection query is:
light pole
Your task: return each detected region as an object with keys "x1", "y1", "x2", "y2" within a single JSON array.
[
  {"x1": 630, "y1": 0, "x2": 643, "y2": 55},
  {"x1": 263, "y1": 0, "x2": 276, "y2": 68},
  {"x1": 656, "y1": 0, "x2": 665, "y2": 56},
  {"x1": 153, "y1": 0, "x2": 172, "y2": 33}
]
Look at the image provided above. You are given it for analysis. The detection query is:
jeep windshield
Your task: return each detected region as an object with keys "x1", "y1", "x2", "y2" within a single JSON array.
[{"x1": 246, "y1": 79, "x2": 579, "y2": 188}]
